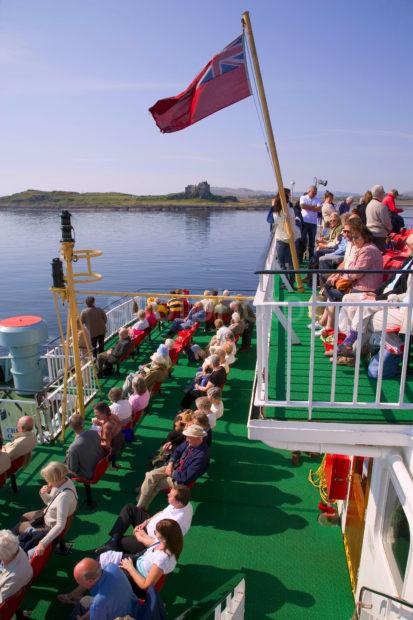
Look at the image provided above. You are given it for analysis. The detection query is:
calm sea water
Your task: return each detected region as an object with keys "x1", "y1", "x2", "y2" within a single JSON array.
[{"x1": 0, "y1": 209, "x2": 268, "y2": 340}]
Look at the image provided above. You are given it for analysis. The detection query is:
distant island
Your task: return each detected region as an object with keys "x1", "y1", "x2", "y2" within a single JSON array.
[
  {"x1": 0, "y1": 181, "x2": 272, "y2": 211},
  {"x1": 1, "y1": 183, "x2": 411, "y2": 212}
]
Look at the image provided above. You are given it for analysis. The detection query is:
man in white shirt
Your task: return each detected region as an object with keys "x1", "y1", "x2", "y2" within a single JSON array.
[
  {"x1": 95, "y1": 485, "x2": 193, "y2": 554},
  {"x1": 299, "y1": 185, "x2": 321, "y2": 262}
]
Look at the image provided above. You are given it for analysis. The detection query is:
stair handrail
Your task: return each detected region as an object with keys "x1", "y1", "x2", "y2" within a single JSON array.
[
  {"x1": 353, "y1": 585, "x2": 413, "y2": 619},
  {"x1": 174, "y1": 573, "x2": 245, "y2": 619}
]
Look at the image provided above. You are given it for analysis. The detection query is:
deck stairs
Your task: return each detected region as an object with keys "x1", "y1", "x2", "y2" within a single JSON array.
[{"x1": 352, "y1": 586, "x2": 413, "y2": 619}]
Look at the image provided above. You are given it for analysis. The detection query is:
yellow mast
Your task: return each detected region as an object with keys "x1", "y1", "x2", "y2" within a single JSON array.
[
  {"x1": 242, "y1": 11, "x2": 304, "y2": 292},
  {"x1": 51, "y1": 211, "x2": 103, "y2": 438}
]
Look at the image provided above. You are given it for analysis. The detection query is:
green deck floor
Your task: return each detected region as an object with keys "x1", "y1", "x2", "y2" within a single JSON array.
[
  {"x1": 267, "y1": 278, "x2": 413, "y2": 423},
  {"x1": 1, "y1": 327, "x2": 354, "y2": 619}
]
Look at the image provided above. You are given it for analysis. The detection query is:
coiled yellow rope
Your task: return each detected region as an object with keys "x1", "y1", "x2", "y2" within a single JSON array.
[{"x1": 308, "y1": 455, "x2": 336, "y2": 504}]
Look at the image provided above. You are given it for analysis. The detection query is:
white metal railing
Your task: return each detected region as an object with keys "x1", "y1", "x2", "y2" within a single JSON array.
[
  {"x1": 254, "y1": 234, "x2": 413, "y2": 419},
  {"x1": 174, "y1": 578, "x2": 245, "y2": 620},
  {"x1": 0, "y1": 360, "x2": 98, "y2": 443},
  {"x1": 213, "y1": 579, "x2": 245, "y2": 620},
  {"x1": 43, "y1": 296, "x2": 139, "y2": 383},
  {"x1": 0, "y1": 296, "x2": 138, "y2": 441}
]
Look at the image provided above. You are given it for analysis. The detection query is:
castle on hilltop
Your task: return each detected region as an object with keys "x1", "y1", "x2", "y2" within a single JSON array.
[{"x1": 184, "y1": 181, "x2": 211, "y2": 199}]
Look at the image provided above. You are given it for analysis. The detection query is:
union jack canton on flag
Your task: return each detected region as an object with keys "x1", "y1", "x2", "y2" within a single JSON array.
[{"x1": 149, "y1": 34, "x2": 252, "y2": 133}]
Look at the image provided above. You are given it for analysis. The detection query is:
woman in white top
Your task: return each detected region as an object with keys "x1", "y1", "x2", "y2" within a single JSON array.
[
  {"x1": 16, "y1": 462, "x2": 77, "y2": 557},
  {"x1": 272, "y1": 190, "x2": 301, "y2": 283},
  {"x1": 108, "y1": 387, "x2": 132, "y2": 426},
  {"x1": 120, "y1": 518, "x2": 183, "y2": 595},
  {"x1": 207, "y1": 386, "x2": 224, "y2": 419},
  {"x1": 132, "y1": 309, "x2": 150, "y2": 332}
]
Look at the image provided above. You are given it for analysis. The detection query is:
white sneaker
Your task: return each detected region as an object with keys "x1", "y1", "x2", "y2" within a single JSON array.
[{"x1": 307, "y1": 322, "x2": 322, "y2": 330}]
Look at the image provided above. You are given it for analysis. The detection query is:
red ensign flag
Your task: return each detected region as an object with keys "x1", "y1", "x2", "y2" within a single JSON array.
[{"x1": 149, "y1": 34, "x2": 251, "y2": 133}]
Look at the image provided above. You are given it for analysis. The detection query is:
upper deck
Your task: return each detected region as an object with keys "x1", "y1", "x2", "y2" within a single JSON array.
[{"x1": 249, "y1": 233, "x2": 413, "y2": 456}]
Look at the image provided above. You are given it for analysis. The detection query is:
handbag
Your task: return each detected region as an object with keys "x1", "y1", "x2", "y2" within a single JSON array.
[
  {"x1": 29, "y1": 510, "x2": 46, "y2": 529},
  {"x1": 335, "y1": 277, "x2": 352, "y2": 292},
  {"x1": 368, "y1": 349, "x2": 401, "y2": 379}
]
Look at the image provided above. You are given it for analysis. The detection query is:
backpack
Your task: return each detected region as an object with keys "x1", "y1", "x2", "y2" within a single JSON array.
[{"x1": 368, "y1": 349, "x2": 400, "y2": 379}]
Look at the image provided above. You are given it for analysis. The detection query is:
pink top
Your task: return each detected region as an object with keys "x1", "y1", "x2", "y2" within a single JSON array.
[
  {"x1": 145, "y1": 311, "x2": 158, "y2": 328},
  {"x1": 347, "y1": 243, "x2": 383, "y2": 292},
  {"x1": 129, "y1": 389, "x2": 150, "y2": 415}
]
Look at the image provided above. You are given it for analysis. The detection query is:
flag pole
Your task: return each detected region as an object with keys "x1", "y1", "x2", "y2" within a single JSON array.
[{"x1": 242, "y1": 11, "x2": 304, "y2": 292}]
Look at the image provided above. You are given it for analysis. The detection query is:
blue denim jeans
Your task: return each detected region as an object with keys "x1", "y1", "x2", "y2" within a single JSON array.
[{"x1": 301, "y1": 222, "x2": 318, "y2": 261}]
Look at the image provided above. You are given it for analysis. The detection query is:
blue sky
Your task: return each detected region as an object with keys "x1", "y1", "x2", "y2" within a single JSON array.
[{"x1": 0, "y1": 0, "x2": 412, "y2": 195}]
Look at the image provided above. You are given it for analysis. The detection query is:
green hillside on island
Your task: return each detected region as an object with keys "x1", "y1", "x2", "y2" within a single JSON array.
[{"x1": 0, "y1": 183, "x2": 270, "y2": 210}]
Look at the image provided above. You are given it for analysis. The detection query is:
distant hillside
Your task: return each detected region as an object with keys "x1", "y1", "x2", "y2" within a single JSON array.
[
  {"x1": 0, "y1": 189, "x2": 269, "y2": 210},
  {"x1": 211, "y1": 186, "x2": 273, "y2": 198}
]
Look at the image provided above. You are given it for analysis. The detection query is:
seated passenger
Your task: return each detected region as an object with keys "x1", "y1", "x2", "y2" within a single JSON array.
[
  {"x1": 191, "y1": 411, "x2": 212, "y2": 445},
  {"x1": 150, "y1": 411, "x2": 193, "y2": 469},
  {"x1": 214, "y1": 298, "x2": 231, "y2": 321},
  {"x1": 139, "y1": 352, "x2": 170, "y2": 393},
  {"x1": 2, "y1": 415, "x2": 37, "y2": 464},
  {"x1": 168, "y1": 302, "x2": 206, "y2": 335},
  {"x1": 201, "y1": 290, "x2": 215, "y2": 315},
  {"x1": 118, "y1": 519, "x2": 183, "y2": 596},
  {"x1": 195, "y1": 396, "x2": 216, "y2": 430},
  {"x1": 208, "y1": 347, "x2": 229, "y2": 375},
  {"x1": 136, "y1": 425, "x2": 209, "y2": 511},
  {"x1": 128, "y1": 377, "x2": 150, "y2": 416},
  {"x1": 167, "y1": 291, "x2": 184, "y2": 321},
  {"x1": 132, "y1": 309, "x2": 149, "y2": 333},
  {"x1": 311, "y1": 213, "x2": 343, "y2": 268},
  {"x1": 223, "y1": 338, "x2": 237, "y2": 366},
  {"x1": 181, "y1": 354, "x2": 226, "y2": 409},
  {"x1": 65, "y1": 414, "x2": 106, "y2": 480},
  {"x1": 95, "y1": 485, "x2": 192, "y2": 554},
  {"x1": 207, "y1": 386, "x2": 224, "y2": 419},
  {"x1": 145, "y1": 304, "x2": 158, "y2": 329},
  {"x1": 319, "y1": 218, "x2": 352, "y2": 271},
  {"x1": 92, "y1": 402, "x2": 125, "y2": 468},
  {"x1": 0, "y1": 451, "x2": 11, "y2": 477},
  {"x1": 319, "y1": 223, "x2": 383, "y2": 330},
  {"x1": 0, "y1": 530, "x2": 33, "y2": 603},
  {"x1": 338, "y1": 234, "x2": 413, "y2": 348},
  {"x1": 108, "y1": 387, "x2": 132, "y2": 426},
  {"x1": 96, "y1": 328, "x2": 132, "y2": 377},
  {"x1": 228, "y1": 311, "x2": 245, "y2": 337},
  {"x1": 15, "y1": 462, "x2": 77, "y2": 557},
  {"x1": 58, "y1": 557, "x2": 137, "y2": 618}
]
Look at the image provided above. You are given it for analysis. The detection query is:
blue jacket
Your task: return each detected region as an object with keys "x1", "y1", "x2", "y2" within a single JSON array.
[
  {"x1": 331, "y1": 236, "x2": 347, "y2": 256},
  {"x1": 170, "y1": 440, "x2": 209, "y2": 485},
  {"x1": 187, "y1": 307, "x2": 206, "y2": 323}
]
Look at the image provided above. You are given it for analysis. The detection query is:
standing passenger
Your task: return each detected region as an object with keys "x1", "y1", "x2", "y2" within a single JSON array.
[
  {"x1": 80, "y1": 296, "x2": 107, "y2": 357},
  {"x1": 299, "y1": 185, "x2": 321, "y2": 261}
]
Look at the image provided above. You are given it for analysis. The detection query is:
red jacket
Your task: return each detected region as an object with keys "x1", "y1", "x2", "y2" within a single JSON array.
[{"x1": 383, "y1": 193, "x2": 403, "y2": 214}]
